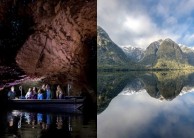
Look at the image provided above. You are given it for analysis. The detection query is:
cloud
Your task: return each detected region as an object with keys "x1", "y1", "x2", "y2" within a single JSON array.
[
  {"x1": 98, "y1": 91, "x2": 194, "y2": 138},
  {"x1": 123, "y1": 15, "x2": 156, "y2": 36},
  {"x1": 175, "y1": 0, "x2": 194, "y2": 16},
  {"x1": 183, "y1": 34, "x2": 194, "y2": 44},
  {"x1": 98, "y1": 0, "x2": 194, "y2": 48}
]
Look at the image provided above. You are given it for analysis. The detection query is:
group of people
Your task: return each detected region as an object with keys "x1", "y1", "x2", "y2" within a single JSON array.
[{"x1": 7, "y1": 84, "x2": 65, "y2": 100}]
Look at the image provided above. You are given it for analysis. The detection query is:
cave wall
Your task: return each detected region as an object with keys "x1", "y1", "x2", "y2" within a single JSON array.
[
  {"x1": 16, "y1": 0, "x2": 96, "y2": 83},
  {"x1": 0, "y1": 0, "x2": 96, "y2": 86}
]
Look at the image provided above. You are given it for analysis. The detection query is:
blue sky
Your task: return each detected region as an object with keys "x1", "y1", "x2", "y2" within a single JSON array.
[{"x1": 97, "y1": 0, "x2": 194, "y2": 49}]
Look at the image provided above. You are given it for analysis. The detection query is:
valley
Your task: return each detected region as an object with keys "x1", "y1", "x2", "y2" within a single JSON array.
[{"x1": 98, "y1": 26, "x2": 194, "y2": 70}]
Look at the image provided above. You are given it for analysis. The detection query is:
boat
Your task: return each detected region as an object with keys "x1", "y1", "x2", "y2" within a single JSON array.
[{"x1": 7, "y1": 96, "x2": 85, "y2": 114}]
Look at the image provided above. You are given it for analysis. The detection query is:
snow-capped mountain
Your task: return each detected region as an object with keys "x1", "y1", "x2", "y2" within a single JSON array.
[
  {"x1": 119, "y1": 85, "x2": 194, "y2": 101},
  {"x1": 120, "y1": 45, "x2": 145, "y2": 62},
  {"x1": 179, "y1": 44, "x2": 194, "y2": 53},
  {"x1": 179, "y1": 86, "x2": 194, "y2": 96},
  {"x1": 119, "y1": 89, "x2": 146, "y2": 96},
  {"x1": 179, "y1": 44, "x2": 194, "y2": 66}
]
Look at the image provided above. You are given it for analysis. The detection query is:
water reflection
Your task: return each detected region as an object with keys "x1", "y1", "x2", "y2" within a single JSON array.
[
  {"x1": 141, "y1": 71, "x2": 187, "y2": 100},
  {"x1": 97, "y1": 72, "x2": 137, "y2": 113},
  {"x1": 7, "y1": 111, "x2": 21, "y2": 137},
  {"x1": 97, "y1": 71, "x2": 194, "y2": 138},
  {"x1": 5, "y1": 110, "x2": 70, "y2": 138},
  {"x1": 2, "y1": 110, "x2": 96, "y2": 138},
  {"x1": 97, "y1": 71, "x2": 194, "y2": 113}
]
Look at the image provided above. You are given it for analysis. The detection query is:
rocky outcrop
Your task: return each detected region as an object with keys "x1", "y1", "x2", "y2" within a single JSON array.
[
  {"x1": 180, "y1": 45, "x2": 194, "y2": 66},
  {"x1": 16, "y1": 0, "x2": 96, "y2": 82}
]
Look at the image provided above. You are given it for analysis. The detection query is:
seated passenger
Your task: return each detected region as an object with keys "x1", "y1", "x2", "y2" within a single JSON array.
[
  {"x1": 41, "y1": 84, "x2": 46, "y2": 91},
  {"x1": 32, "y1": 87, "x2": 37, "y2": 99},
  {"x1": 56, "y1": 85, "x2": 64, "y2": 99},
  {"x1": 41, "y1": 84, "x2": 46, "y2": 99},
  {"x1": 45, "y1": 84, "x2": 52, "y2": 99},
  {"x1": 8, "y1": 86, "x2": 16, "y2": 100},
  {"x1": 25, "y1": 88, "x2": 32, "y2": 99},
  {"x1": 37, "y1": 89, "x2": 43, "y2": 100}
]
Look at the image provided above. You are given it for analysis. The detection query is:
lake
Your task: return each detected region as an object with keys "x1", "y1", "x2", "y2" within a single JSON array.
[{"x1": 97, "y1": 71, "x2": 194, "y2": 138}]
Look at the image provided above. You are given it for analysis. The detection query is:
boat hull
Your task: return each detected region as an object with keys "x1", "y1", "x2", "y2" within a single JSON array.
[{"x1": 7, "y1": 97, "x2": 84, "y2": 114}]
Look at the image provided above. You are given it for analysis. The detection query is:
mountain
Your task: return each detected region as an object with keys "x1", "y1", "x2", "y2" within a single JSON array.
[
  {"x1": 121, "y1": 46, "x2": 144, "y2": 62},
  {"x1": 97, "y1": 26, "x2": 132, "y2": 68},
  {"x1": 97, "y1": 26, "x2": 194, "y2": 70},
  {"x1": 140, "y1": 40, "x2": 161, "y2": 66},
  {"x1": 179, "y1": 44, "x2": 194, "y2": 66},
  {"x1": 179, "y1": 44, "x2": 194, "y2": 53},
  {"x1": 140, "y1": 38, "x2": 192, "y2": 69},
  {"x1": 157, "y1": 39, "x2": 186, "y2": 62}
]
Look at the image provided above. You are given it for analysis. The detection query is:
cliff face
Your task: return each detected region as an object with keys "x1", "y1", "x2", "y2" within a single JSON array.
[
  {"x1": 16, "y1": 0, "x2": 96, "y2": 83},
  {"x1": 97, "y1": 26, "x2": 131, "y2": 67}
]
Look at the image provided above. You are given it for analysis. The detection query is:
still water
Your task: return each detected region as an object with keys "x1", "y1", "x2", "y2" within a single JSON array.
[
  {"x1": 0, "y1": 110, "x2": 96, "y2": 138},
  {"x1": 97, "y1": 71, "x2": 194, "y2": 138}
]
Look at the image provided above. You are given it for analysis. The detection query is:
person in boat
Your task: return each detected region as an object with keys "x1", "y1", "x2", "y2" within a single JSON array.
[
  {"x1": 38, "y1": 89, "x2": 44, "y2": 100},
  {"x1": 32, "y1": 87, "x2": 38, "y2": 99},
  {"x1": 41, "y1": 84, "x2": 46, "y2": 99},
  {"x1": 8, "y1": 86, "x2": 16, "y2": 100},
  {"x1": 25, "y1": 88, "x2": 32, "y2": 99},
  {"x1": 56, "y1": 85, "x2": 64, "y2": 99},
  {"x1": 41, "y1": 84, "x2": 46, "y2": 90},
  {"x1": 45, "y1": 84, "x2": 52, "y2": 99}
]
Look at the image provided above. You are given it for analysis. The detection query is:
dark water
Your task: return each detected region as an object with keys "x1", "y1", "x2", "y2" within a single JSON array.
[
  {"x1": 97, "y1": 71, "x2": 194, "y2": 138},
  {"x1": 0, "y1": 110, "x2": 96, "y2": 138}
]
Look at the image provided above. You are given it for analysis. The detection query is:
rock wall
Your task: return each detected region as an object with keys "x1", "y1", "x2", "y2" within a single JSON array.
[{"x1": 16, "y1": 0, "x2": 96, "y2": 82}]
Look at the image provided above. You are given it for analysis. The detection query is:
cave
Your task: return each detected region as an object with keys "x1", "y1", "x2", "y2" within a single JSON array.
[{"x1": 0, "y1": 0, "x2": 96, "y2": 98}]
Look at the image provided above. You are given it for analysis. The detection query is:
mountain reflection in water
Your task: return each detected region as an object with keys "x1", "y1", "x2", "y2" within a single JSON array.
[
  {"x1": 97, "y1": 71, "x2": 194, "y2": 113},
  {"x1": 97, "y1": 71, "x2": 194, "y2": 138}
]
